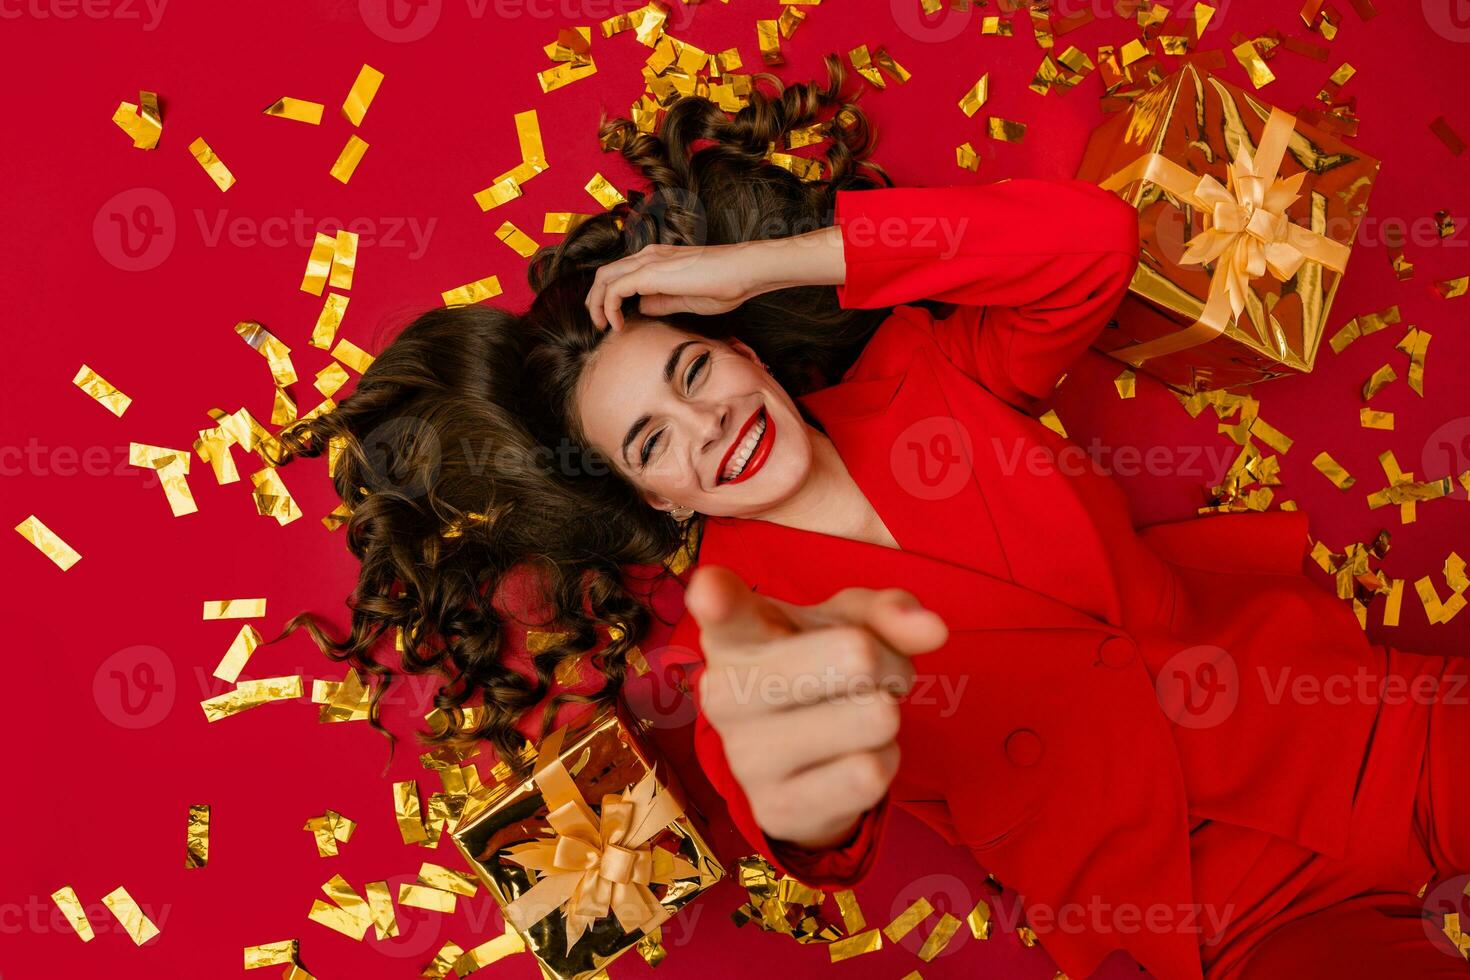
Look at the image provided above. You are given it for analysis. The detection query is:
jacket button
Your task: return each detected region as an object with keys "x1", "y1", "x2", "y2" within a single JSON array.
[
  {"x1": 1098, "y1": 635, "x2": 1137, "y2": 668},
  {"x1": 1004, "y1": 729, "x2": 1044, "y2": 767}
]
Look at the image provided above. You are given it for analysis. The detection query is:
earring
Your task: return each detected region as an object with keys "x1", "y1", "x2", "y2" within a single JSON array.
[{"x1": 669, "y1": 504, "x2": 695, "y2": 522}]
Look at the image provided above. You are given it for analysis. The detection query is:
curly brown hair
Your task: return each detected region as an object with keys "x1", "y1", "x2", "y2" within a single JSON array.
[{"x1": 263, "y1": 52, "x2": 911, "y2": 774}]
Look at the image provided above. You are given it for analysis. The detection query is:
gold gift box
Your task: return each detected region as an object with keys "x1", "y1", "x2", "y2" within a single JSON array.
[
  {"x1": 1076, "y1": 63, "x2": 1379, "y2": 391},
  {"x1": 451, "y1": 703, "x2": 725, "y2": 980}
]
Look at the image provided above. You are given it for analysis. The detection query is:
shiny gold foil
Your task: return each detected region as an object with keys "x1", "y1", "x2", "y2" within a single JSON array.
[
  {"x1": 73, "y1": 364, "x2": 132, "y2": 416},
  {"x1": 189, "y1": 137, "x2": 236, "y2": 191},
  {"x1": 443, "y1": 275, "x2": 504, "y2": 307},
  {"x1": 243, "y1": 939, "x2": 298, "y2": 968},
  {"x1": 186, "y1": 803, "x2": 211, "y2": 868},
  {"x1": 917, "y1": 912, "x2": 962, "y2": 961},
  {"x1": 251, "y1": 467, "x2": 303, "y2": 525},
  {"x1": 987, "y1": 117, "x2": 1027, "y2": 142},
  {"x1": 331, "y1": 339, "x2": 375, "y2": 374},
  {"x1": 301, "y1": 232, "x2": 336, "y2": 296},
  {"x1": 959, "y1": 73, "x2": 989, "y2": 117},
  {"x1": 311, "y1": 294, "x2": 350, "y2": 350},
  {"x1": 112, "y1": 91, "x2": 162, "y2": 149},
  {"x1": 200, "y1": 676, "x2": 303, "y2": 722},
  {"x1": 1312, "y1": 451, "x2": 1355, "y2": 489},
  {"x1": 1363, "y1": 363, "x2": 1397, "y2": 400},
  {"x1": 1076, "y1": 64, "x2": 1379, "y2": 391},
  {"x1": 342, "y1": 65, "x2": 384, "y2": 126},
  {"x1": 203, "y1": 597, "x2": 266, "y2": 619},
  {"x1": 827, "y1": 928, "x2": 882, "y2": 961},
  {"x1": 15, "y1": 515, "x2": 82, "y2": 570},
  {"x1": 101, "y1": 886, "x2": 160, "y2": 945},
  {"x1": 967, "y1": 898, "x2": 992, "y2": 939},
  {"x1": 884, "y1": 897, "x2": 934, "y2": 942},
  {"x1": 50, "y1": 886, "x2": 94, "y2": 941},
  {"x1": 451, "y1": 704, "x2": 722, "y2": 980},
  {"x1": 264, "y1": 98, "x2": 324, "y2": 124},
  {"x1": 495, "y1": 221, "x2": 539, "y2": 258},
  {"x1": 585, "y1": 173, "x2": 626, "y2": 209}
]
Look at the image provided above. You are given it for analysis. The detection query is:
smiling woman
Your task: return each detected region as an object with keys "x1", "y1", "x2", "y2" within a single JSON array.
[{"x1": 257, "y1": 53, "x2": 910, "y2": 772}]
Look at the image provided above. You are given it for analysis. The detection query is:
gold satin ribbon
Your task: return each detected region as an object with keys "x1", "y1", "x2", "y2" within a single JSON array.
[
  {"x1": 501, "y1": 726, "x2": 699, "y2": 952},
  {"x1": 1100, "y1": 107, "x2": 1352, "y2": 365}
]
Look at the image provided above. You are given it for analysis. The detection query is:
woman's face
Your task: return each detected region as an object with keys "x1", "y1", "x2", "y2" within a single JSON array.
[{"x1": 575, "y1": 317, "x2": 814, "y2": 519}]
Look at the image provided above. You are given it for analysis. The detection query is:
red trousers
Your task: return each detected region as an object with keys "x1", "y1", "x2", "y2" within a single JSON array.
[{"x1": 1200, "y1": 645, "x2": 1470, "y2": 978}]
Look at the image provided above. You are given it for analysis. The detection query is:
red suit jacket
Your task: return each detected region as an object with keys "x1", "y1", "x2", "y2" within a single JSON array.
[{"x1": 661, "y1": 179, "x2": 1380, "y2": 980}]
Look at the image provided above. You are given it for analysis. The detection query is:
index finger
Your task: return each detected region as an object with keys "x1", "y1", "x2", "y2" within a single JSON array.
[
  {"x1": 787, "y1": 587, "x2": 949, "y2": 657},
  {"x1": 685, "y1": 565, "x2": 798, "y2": 657}
]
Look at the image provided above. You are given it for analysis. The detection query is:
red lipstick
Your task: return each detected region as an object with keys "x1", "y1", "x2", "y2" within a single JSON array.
[{"x1": 716, "y1": 407, "x2": 774, "y2": 486}]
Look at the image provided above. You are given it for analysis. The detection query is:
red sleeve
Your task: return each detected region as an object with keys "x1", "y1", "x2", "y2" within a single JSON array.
[
  {"x1": 833, "y1": 178, "x2": 1140, "y2": 412},
  {"x1": 688, "y1": 659, "x2": 889, "y2": 887}
]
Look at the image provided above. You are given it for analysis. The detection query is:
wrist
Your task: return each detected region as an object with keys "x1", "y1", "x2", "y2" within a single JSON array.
[
  {"x1": 746, "y1": 225, "x2": 846, "y2": 295},
  {"x1": 771, "y1": 812, "x2": 863, "y2": 851}
]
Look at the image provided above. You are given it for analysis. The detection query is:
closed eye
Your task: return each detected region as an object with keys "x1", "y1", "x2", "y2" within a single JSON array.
[{"x1": 640, "y1": 350, "x2": 711, "y2": 467}]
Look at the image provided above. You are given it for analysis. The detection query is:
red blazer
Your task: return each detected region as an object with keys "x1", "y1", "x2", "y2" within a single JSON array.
[{"x1": 661, "y1": 180, "x2": 1380, "y2": 980}]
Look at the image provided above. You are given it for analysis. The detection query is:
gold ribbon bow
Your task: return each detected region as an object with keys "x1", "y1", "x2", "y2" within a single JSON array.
[
  {"x1": 1100, "y1": 107, "x2": 1352, "y2": 365},
  {"x1": 501, "y1": 726, "x2": 699, "y2": 952}
]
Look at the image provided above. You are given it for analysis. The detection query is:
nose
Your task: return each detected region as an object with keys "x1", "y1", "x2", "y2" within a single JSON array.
[{"x1": 682, "y1": 400, "x2": 726, "y2": 457}]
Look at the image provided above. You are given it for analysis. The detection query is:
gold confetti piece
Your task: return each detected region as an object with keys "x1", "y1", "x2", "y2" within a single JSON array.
[
  {"x1": 1416, "y1": 577, "x2": 1447, "y2": 624},
  {"x1": 1232, "y1": 40, "x2": 1275, "y2": 88},
  {"x1": 1119, "y1": 38, "x2": 1149, "y2": 65},
  {"x1": 1329, "y1": 304, "x2": 1401, "y2": 353},
  {"x1": 331, "y1": 338, "x2": 375, "y2": 374},
  {"x1": 1430, "y1": 116, "x2": 1466, "y2": 156},
  {"x1": 539, "y1": 58, "x2": 598, "y2": 93},
  {"x1": 873, "y1": 47, "x2": 911, "y2": 84},
  {"x1": 917, "y1": 912, "x2": 962, "y2": 961},
  {"x1": 585, "y1": 172, "x2": 626, "y2": 209},
  {"x1": 956, "y1": 142, "x2": 979, "y2": 172},
  {"x1": 309, "y1": 293, "x2": 350, "y2": 351},
  {"x1": 15, "y1": 515, "x2": 81, "y2": 570},
  {"x1": 417, "y1": 862, "x2": 480, "y2": 896},
  {"x1": 394, "y1": 780, "x2": 429, "y2": 844},
  {"x1": 252, "y1": 467, "x2": 303, "y2": 526},
  {"x1": 201, "y1": 676, "x2": 303, "y2": 722},
  {"x1": 967, "y1": 898, "x2": 992, "y2": 939},
  {"x1": 330, "y1": 134, "x2": 369, "y2": 184},
  {"x1": 834, "y1": 889, "x2": 866, "y2": 933},
  {"x1": 473, "y1": 175, "x2": 523, "y2": 212},
  {"x1": 185, "y1": 803, "x2": 210, "y2": 869},
  {"x1": 50, "y1": 887, "x2": 94, "y2": 942},
  {"x1": 1251, "y1": 418, "x2": 1293, "y2": 454},
  {"x1": 244, "y1": 939, "x2": 298, "y2": 969},
  {"x1": 73, "y1": 364, "x2": 132, "y2": 416},
  {"x1": 342, "y1": 64, "x2": 384, "y2": 126},
  {"x1": 304, "y1": 809, "x2": 357, "y2": 856},
  {"x1": 264, "y1": 98, "x2": 324, "y2": 125},
  {"x1": 1395, "y1": 327, "x2": 1431, "y2": 396},
  {"x1": 1363, "y1": 364, "x2": 1397, "y2": 400},
  {"x1": 494, "y1": 220, "x2": 539, "y2": 258},
  {"x1": 330, "y1": 230, "x2": 358, "y2": 291},
  {"x1": 203, "y1": 598, "x2": 266, "y2": 619},
  {"x1": 1328, "y1": 62, "x2": 1356, "y2": 86},
  {"x1": 829, "y1": 927, "x2": 883, "y2": 962},
  {"x1": 101, "y1": 886, "x2": 160, "y2": 946},
  {"x1": 1113, "y1": 369, "x2": 1136, "y2": 399},
  {"x1": 318, "y1": 667, "x2": 371, "y2": 722},
  {"x1": 959, "y1": 72, "x2": 989, "y2": 117},
  {"x1": 981, "y1": 15, "x2": 1013, "y2": 35},
  {"x1": 314, "y1": 363, "x2": 351, "y2": 400},
  {"x1": 757, "y1": 19, "x2": 783, "y2": 65},
  {"x1": 1194, "y1": 3, "x2": 1216, "y2": 36},
  {"x1": 1360, "y1": 408, "x2": 1394, "y2": 430},
  {"x1": 1019, "y1": 925, "x2": 1039, "y2": 946},
  {"x1": 361, "y1": 881, "x2": 398, "y2": 940},
  {"x1": 1432, "y1": 276, "x2": 1468, "y2": 299},
  {"x1": 130, "y1": 441, "x2": 190, "y2": 472},
  {"x1": 453, "y1": 924, "x2": 527, "y2": 974},
  {"x1": 398, "y1": 883, "x2": 457, "y2": 913},
  {"x1": 213, "y1": 624, "x2": 262, "y2": 683},
  {"x1": 189, "y1": 137, "x2": 236, "y2": 191},
  {"x1": 543, "y1": 212, "x2": 591, "y2": 234},
  {"x1": 423, "y1": 940, "x2": 466, "y2": 979},
  {"x1": 987, "y1": 117, "x2": 1027, "y2": 142},
  {"x1": 776, "y1": 6, "x2": 806, "y2": 38},
  {"x1": 442, "y1": 275, "x2": 503, "y2": 307},
  {"x1": 1383, "y1": 577, "x2": 1405, "y2": 627},
  {"x1": 112, "y1": 90, "x2": 162, "y2": 149},
  {"x1": 1434, "y1": 210, "x2": 1456, "y2": 239},
  {"x1": 235, "y1": 320, "x2": 298, "y2": 387},
  {"x1": 884, "y1": 896, "x2": 935, "y2": 942},
  {"x1": 1038, "y1": 408, "x2": 1067, "y2": 436},
  {"x1": 1312, "y1": 452, "x2": 1355, "y2": 490},
  {"x1": 301, "y1": 232, "x2": 335, "y2": 296},
  {"x1": 135, "y1": 450, "x2": 196, "y2": 517}
]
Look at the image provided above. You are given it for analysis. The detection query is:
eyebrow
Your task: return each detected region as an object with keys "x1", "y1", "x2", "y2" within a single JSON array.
[{"x1": 620, "y1": 340, "x2": 699, "y2": 467}]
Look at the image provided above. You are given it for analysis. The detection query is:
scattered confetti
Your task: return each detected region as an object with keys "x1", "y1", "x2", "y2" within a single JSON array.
[
  {"x1": 111, "y1": 90, "x2": 161, "y2": 149},
  {"x1": 186, "y1": 803, "x2": 210, "y2": 869},
  {"x1": 50, "y1": 887, "x2": 94, "y2": 942},
  {"x1": 189, "y1": 137, "x2": 236, "y2": 191},
  {"x1": 15, "y1": 515, "x2": 81, "y2": 570},
  {"x1": 72, "y1": 364, "x2": 132, "y2": 416},
  {"x1": 342, "y1": 64, "x2": 384, "y2": 126},
  {"x1": 330, "y1": 134, "x2": 369, "y2": 183},
  {"x1": 101, "y1": 886, "x2": 160, "y2": 946},
  {"x1": 264, "y1": 98, "x2": 324, "y2": 124}
]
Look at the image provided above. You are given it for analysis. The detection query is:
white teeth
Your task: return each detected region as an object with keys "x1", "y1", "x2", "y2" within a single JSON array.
[{"x1": 722, "y1": 416, "x2": 766, "y2": 482}]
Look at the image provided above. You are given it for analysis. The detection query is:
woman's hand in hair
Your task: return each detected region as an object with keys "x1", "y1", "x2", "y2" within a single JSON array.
[
  {"x1": 586, "y1": 227, "x2": 846, "y2": 331},
  {"x1": 686, "y1": 565, "x2": 947, "y2": 850}
]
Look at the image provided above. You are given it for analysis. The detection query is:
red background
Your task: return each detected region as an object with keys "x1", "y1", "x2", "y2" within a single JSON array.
[{"x1": 3, "y1": 0, "x2": 1468, "y2": 978}]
